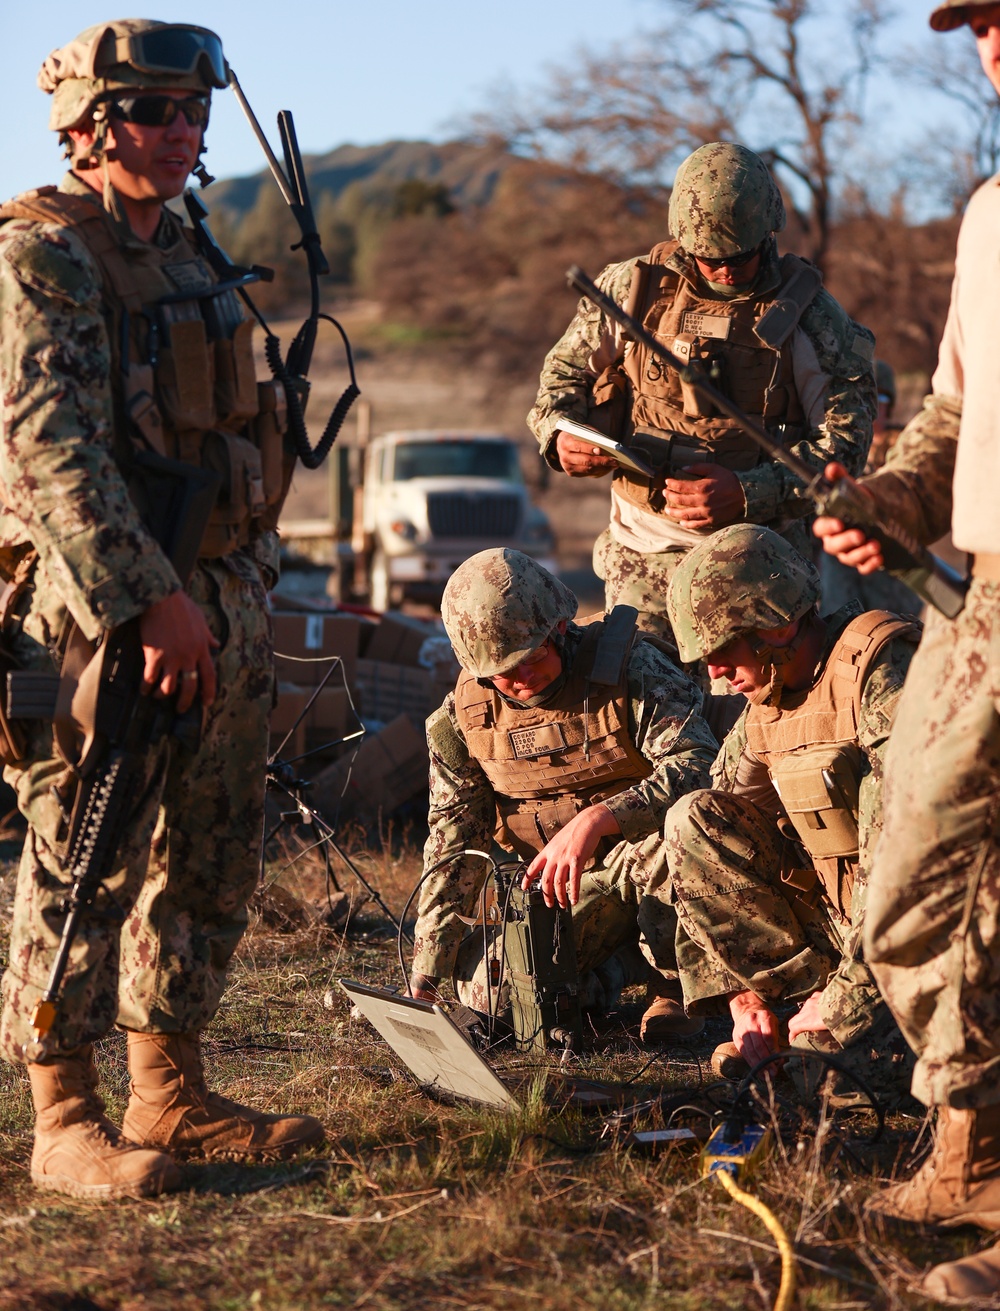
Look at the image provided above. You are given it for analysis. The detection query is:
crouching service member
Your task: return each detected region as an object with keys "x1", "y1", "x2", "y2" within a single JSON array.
[
  {"x1": 526, "y1": 141, "x2": 876, "y2": 646},
  {"x1": 0, "y1": 19, "x2": 323, "y2": 1200},
  {"x1": 814, "y1": 3, "x2": 1000, "y2": 1297},
  {"x1": 409, "y1": 548, "x2": 719, "y2": 1042},
  {"x1": 663, "y1": 526, "x2": 919, "y2": 1103}
]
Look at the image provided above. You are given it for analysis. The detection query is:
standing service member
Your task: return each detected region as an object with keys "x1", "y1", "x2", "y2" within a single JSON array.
[{"x1": 0, "y1": 19, "x2": 323, "y2": 1200}]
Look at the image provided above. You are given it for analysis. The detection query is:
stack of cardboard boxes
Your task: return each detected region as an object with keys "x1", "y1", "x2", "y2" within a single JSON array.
[{"x1": 269, "y1": 604, "x2": 459, "y2": 821}]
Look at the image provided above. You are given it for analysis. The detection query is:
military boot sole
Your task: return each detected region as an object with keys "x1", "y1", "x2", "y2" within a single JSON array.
[
  {"x1": 30, "y1": 1159, "x2": 182, "y2": 1200},
  {"x1": 866, "y1": 1189, "x2": 1000, "y2": 1232}
]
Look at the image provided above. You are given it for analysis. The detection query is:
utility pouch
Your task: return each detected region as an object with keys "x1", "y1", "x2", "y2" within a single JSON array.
[
  {"x1": 124, "y1": 361, "x2": 166, "y2": 455},
  {"x1": 501, "y1": 796, "x2": 585, "y2": 862},
  {"x1": 213, "y1": 320, "x2": 259, "y2": 425},
  {"x1": 252, "y1": 379, "x2": 290, "y2": 509},
  {"x1": 202, "y1": 430, "x2": 266, "y2": 523},
  {"x1": 587, "y1": 364, "x2": 631, "y2": 440},
  {"x1": 156, "y1": 318, "x2": 216, "y2": 431},
  {"x1": 770, "y1": 743, "x2": 862, "y2": 861}
]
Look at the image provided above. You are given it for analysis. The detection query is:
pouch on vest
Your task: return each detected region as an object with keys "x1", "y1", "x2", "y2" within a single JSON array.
[
  {"x1": 156, "y1": 318, "x2": 216, "y2": 432},
  {"x1": 214, "y1": 320, "x2": 259, "y2": 425},
  {"x1": 770, "y1": 743, "x2": 862, "y2": 861},
  {"x1": 200, "y1": 429, "x2": 266, "y2": 548},
  {"x1": 587, "y1": 364, "x2": 630, "y2": 440}
]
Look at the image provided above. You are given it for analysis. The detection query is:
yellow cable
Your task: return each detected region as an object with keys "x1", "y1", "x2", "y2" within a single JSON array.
[{"x1": 714, "y1": 1168, "x2": 797, "y2": 1311}]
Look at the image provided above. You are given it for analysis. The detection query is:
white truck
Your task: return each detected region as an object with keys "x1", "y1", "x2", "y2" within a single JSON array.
[{"x1": 343, "y1": 429, "x2": 557, "y2": 610}]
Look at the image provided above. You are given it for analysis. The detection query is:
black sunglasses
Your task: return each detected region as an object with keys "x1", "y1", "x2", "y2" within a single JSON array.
[
  {"x1": 697, "y1": 244, "x2": 761, "y2": 269},
  {"x1": 106, "y1": 95, "x2": 209, "y2": 129}
]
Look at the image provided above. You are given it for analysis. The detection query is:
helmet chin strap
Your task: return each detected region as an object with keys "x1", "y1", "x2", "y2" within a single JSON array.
[{"x1": 745, "y1": 614, "x2": 813, "y2": 709}]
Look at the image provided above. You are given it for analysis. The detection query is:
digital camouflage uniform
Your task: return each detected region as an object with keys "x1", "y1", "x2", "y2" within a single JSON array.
[
  {"x1": 527, "y1": 144, "x2": 876, "y2": 641},
  {"x1": 855, "y1": 177, "x2": 1000, "y2": 1113},
  {"x1": 661, "y1": 526, "x2": 919, "y2": 1101},
  {"x1": 0, "y1": 182, "x2": 277, "y2": 1061},
  {"x1": 415, "y1": 557, "x2": 718, "y2": 1012}
]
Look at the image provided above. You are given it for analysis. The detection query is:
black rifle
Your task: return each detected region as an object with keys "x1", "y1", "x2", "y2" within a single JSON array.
[
  {"x1": 28, "y1": 455, "x2": 220, "y2": 1051},
  {"x1": 566, "y1": 265, "x2": 969, "y2": 619}
]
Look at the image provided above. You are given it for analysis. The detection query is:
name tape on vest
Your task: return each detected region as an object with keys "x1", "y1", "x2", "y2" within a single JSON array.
[
  {"x1": 509, "y1": 724, "x2": 567, "y2": 759},
  {"x1": 680, "y1": 311, "x2": 732, "y2": 340}
]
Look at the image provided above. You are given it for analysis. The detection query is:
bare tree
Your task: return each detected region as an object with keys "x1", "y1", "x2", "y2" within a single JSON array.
[
  {"x1": 905, "y1": 33, "x2": 1000, "y2": 210},
  {"x1": 469, "y1": 0, "x2": 890, "y2": 271}
]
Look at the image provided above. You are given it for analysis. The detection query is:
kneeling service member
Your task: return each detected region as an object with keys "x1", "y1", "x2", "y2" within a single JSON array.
[
  {"x1": 410, "y1": 549, "x2": 719, "y2": 1041},
  {"x1": 0, "y1": 20, "x2": 322, "y2": 1200},
  {"x1": 664, "y1": 526, "x2": 919, "y2": 1100},
  {"x1": 527, "y1": 141, "x2": 876, "y2": 643}
]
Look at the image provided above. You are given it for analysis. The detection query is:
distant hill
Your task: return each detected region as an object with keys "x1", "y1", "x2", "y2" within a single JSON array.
[{"x1": 203, "y1": 138, "x2": 525, "y2": 222}]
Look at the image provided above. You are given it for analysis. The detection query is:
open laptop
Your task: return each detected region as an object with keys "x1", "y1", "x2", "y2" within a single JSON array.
[
  {"x1": 339, "y1": 978, "x2": 703, "y2": 1130},
  {"x1": 340, "y1": 979, "x2": 516, "y2": 1107}
]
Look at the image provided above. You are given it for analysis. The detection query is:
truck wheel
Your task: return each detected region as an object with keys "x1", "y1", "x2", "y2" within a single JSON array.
[{"x1": 370, "y1": 548, "x2": 392, "y2": 613}]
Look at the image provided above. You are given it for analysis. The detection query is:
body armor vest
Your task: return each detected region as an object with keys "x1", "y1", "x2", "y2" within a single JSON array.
[
  {"x1": 0, "y1": 187, "x2": 287, "y2": 558},
  {"x1": 453, "y1": 616, "x2": 652, "y2": 861},
  {"x1": 744, "y1": 610, "x2": 920, "y2": 919},
  {"x1": 612, "y1": 240, "x2": 822, "y2": 516}
]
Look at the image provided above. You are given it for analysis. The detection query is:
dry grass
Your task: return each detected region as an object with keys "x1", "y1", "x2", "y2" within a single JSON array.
[{"x1": 0, "y1": 827, "x2": 996, "y2": 1311}]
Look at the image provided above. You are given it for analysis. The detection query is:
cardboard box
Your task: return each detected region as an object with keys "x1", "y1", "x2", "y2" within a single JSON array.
[
  {"x1": 304, "y1": 686, "x2": 353, "y2": 755},
  {"x1": 356, "y1": 658, "x2": 434, "y2": 723},
  {"x1": 269, "y1": 683, "x2": 307, "y2": 762},
  {"x1": 272, "y1": 612, "x2": 359, "y2": 688},
  {"x1": 364, "y1": 613, "x2": 435, "y2": 667},
  {"x1": 310, "y1": 714, "x2": 429, "y2": 817}
]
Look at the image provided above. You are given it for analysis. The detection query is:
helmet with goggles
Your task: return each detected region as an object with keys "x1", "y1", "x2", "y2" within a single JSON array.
[
  {"x1": 441, "y1": 549, "x2": 577, "y2": 679},
  {"x1": 38, "y1": 19, "x2": 228, "y2": 133}
]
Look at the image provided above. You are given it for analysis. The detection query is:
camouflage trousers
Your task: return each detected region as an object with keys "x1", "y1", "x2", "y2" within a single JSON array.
[
  {"x1": 865, "y1": 579, "x2": 1000, "y2": 1110},
  {"x1": 593, "y1": 529, "x2": 684, "y2": 646},
  {"x1": 593, "y1": 530, "x2": 744, "y2": 738},
  {"x1": 454, "y1": 831, "x2": 680, "y2": 1015},
  {"x1": 668, "y1": 789, "x2": 913, "y2": 1102},
  {"x1": 0, "y1": 553, "x2": 273, "y2": 1064}
]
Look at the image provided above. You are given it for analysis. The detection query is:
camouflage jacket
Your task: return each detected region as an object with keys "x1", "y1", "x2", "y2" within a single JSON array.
[
  {"x1": 413, "y1": 626, "x2": 717, "y2": 979},
  {"x1": 860, "y1": 397, "x2": 958, "y2": 550},
  {"x1": 0, "y1": 173, "x2": 276, "y2": 643},
  {"x1": 710, "y1": 606, "x2": 918, "y2": 1046},
  {"x1": 527, "y1": 243, "x2": 877, "y2": 530}
]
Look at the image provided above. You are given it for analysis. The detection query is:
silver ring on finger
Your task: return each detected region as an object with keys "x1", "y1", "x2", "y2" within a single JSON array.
[{"x1": 180, "y1": 669, "x2": 198, "y2": 681}]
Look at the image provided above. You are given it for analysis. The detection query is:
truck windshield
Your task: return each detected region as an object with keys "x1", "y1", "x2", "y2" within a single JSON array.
[{"x1": 392, "y1": 441, "x2": 522, "y2": 482}]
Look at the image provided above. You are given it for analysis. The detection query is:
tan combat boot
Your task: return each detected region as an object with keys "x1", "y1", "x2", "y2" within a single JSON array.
[
  {"x1": 922, "y1": 1240, "x2": 1000, "y2": 1300},
  {"x1": 122, "y1": 1032, "x2": 325, "y2": 1161},
  {"x1": 639, "y1": 975, "x2": 705, "y2": 1044},
  {"x1": 28, "y1": 1047, "x2": 181, "y2": 1200},
  {"x1": 867, "y1": 1104, "x2": 1000, "y2": 1229}
]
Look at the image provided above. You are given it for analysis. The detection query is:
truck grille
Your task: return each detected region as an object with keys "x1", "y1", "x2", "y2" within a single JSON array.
[{"x1": 427, "y1": 492, "x2": 523, "y2": 539}]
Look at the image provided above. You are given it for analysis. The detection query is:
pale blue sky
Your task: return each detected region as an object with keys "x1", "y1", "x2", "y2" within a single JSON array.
[{"x1": 3, "y1": 2, "x2": 973, "y2": 204}]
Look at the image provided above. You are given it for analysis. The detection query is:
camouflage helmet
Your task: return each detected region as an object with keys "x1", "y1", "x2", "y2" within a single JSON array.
[
  {"x1": 441, "y1": 549, "x2": 577, "y2": 678},
  {"x1": 929, "y1": 0, "x2": 996, "y2": 30},
  {"x1": 667, "y1": 525, "x2": 820, "y2": 664},
  {"x1": 668, "y1": 142, "x2": 786, "y2": 259},
  {"x1": 38, "y1": 20, "x2": 228, "y2": 132}
]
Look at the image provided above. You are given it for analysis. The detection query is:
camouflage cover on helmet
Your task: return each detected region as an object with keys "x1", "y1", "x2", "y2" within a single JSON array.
[
  {"x1": 930, "y1": 0, "x2": 995, "y2": 31},
  {"x1": 668, "y1": 142, "x2": 786, "y2": 259},
  {"x1": 441, "y1": 549, "x2": 577, "y2": 678},
  {"x1": 666, "y1": 525, "x2": 820, "y2": 663},
  {"x1": 39, "y1": 20, "x2": 227, "y2": 131}
]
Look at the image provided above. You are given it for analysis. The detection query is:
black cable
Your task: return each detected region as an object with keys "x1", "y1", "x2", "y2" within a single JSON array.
[
  {"x1": 728, "y1": 1047, "x2": 886, "y2": 1145},
  {"x1": 397, "y1": 850, "x2": 495, "y2": 998}
]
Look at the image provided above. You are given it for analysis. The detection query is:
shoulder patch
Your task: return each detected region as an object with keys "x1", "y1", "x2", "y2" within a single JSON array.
[
  {"x1": 850, "y1": 331, "x2": 875, "y2": 363},
  {"x1": 0, "y1": 226, "x2": 99, "y2": 307},
  {"x1": 427, "y1": 704, "x2": 469, "y2": 771}
]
